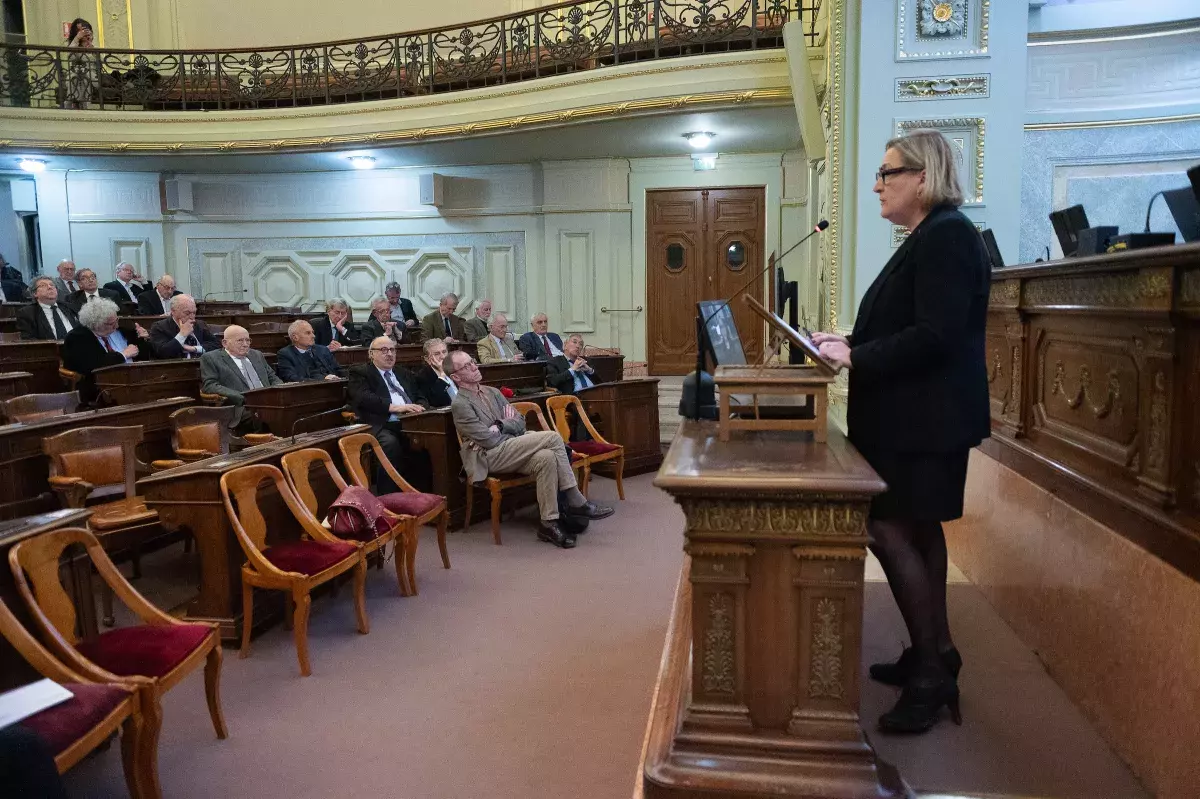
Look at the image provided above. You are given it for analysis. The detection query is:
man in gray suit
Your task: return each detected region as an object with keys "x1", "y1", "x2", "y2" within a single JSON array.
[
  {"x1": 53, "y1": 260, "x2": 80, "y2": 298},
  {"x1": 200, "y1": 324, "x2": 283, "y2": 431}
]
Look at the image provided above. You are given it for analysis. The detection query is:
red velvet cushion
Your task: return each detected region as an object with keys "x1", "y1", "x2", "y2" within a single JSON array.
[
  {"x1": 77, "y1": 624, "x2": 211, "y2": 678},
  {"x1": 377, "y1": 492, "x2": 443, "y2": 517},
  {"x1": 22, "y1": 682, "x2": 129, "y2": 755},
  {"x1": 569, "y1": 441, "x2": 621, "y2": 456},
  {"x1": 263, "y1": 540, "x2": 356, "y2": 575}
]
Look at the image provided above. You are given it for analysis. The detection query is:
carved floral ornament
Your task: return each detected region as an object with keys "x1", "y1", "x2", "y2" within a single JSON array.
[
  {"x1": 808, "y1": 598, "x2": 845, "y2": 700},
  {"x1": 1023, "y1": 269, "x2": 1172, "y2": 310},
  {"x1": 702, "y1": 593, "x2": 736, "y2": 695},
  {"x1": 680, "y1": 499, "x2": 869, "y2": 537},
  {"x1": 919, "y1": 0, "x2": 967, "y2": 38}
]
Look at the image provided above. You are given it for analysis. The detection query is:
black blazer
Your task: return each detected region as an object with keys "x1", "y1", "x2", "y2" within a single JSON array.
[
  {"x1": 16, "y1": 302, "x2": 80, "y2": 341},
  {"x1": 518, "y1": 331, "x2": 564, "y2": 362},
  {"x1": 65, "y1": 288, "x2": 123, "y2": 314},
  {"x1": 60, "y1": 325, "x2": 146, "y2": 403},
  {"x1": 275, "y1": 344, "x2": 344, "y2": 382},
  {"x1": 136, "y1": 289, "x2": 181, "y2": 316},
  {"x1": 847, "y1": 205, "x2": 990, "y2": 454},
  {"x1": 311, "y1": 315, "x2": 360, "y2": 347},
  {"x1": 545, "y1": 355, "x2": 595, "y2": 395},
  {"x1": 346, "y1": 362, "x2": 426, "y2": 431},
  {"x1": 103, "y1": 280, "x2": 145, "y2": 302},
  {"x1": 148, "y1": 316, "x2": 221, "y2": 359},
  {"x1": 413, "y1": 364, "x2": 454, "y2": 409}
]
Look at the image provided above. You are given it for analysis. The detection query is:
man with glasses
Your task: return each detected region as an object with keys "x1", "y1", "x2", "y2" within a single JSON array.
[
  {"x1": 475, "y1": 312, "x2": 524, "y2": 364},
  {"x1": 16, "y1": 276, "x2": 80, "y2": 340},
  {"x1": 149, "y1": 294, "x2": 220, "y2": 358},
  {"x1": 200, "y1": 325, "x2": 283, "y2": 431},
  {"x1": 63, "y1": 268, "x2": 122, "y2": 314},
  {"x1": 347, "y1": 336, "x2": 430, "y2": 492},
  {"x1": 446, "y1": 349, "x2": 613, "y2": 549},
  {"x1": 136, "y1": 274, "x2": 181, "y2": 315}
]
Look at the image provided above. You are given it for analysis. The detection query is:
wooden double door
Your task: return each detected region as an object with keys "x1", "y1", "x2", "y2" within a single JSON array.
[{"x1": 646, "y1": 187, "x2": 766, "y2": 375}]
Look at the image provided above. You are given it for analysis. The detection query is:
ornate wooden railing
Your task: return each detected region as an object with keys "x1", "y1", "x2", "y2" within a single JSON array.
[{"x1": 0, "y1": 0, "x2": 822, "y2": 112}]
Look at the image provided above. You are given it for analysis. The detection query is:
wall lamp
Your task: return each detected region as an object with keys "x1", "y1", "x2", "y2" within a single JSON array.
[
  {"x1": 346, "y1": 155, "x2": 377, "y2": 169},
  {"x1": 18, "y1": 158, "x2": 47, "y2": 173},
  {"x1": 683, "y1": 132, "x2": 716, "y2": 149}
]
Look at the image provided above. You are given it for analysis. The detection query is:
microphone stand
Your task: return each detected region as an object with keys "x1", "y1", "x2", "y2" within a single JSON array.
[
  {"x1": 686, "y1": 221, "x2": 828, "y2": 421},
  {"x1": 290, "y1": 405, "x2": 352, "y2": 442},
  {"x1": 202, "y1": 289, "x2": 250, "y2": 302}
]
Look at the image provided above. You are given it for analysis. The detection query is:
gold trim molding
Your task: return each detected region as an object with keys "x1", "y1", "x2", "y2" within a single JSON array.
[
  {"x1": 1025, "y1": 112, "x2": 1200, "y2": 131},
  {"x1": 1028, "y1": 17, "x2": 1200, "y2": 46}
]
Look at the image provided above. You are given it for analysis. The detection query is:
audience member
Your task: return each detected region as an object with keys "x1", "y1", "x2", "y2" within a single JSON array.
[
  {"x1": 0, "y1": 724, "x2": 70, "y2": 799},
  {"x1": 103, "y1": 262, "x2": 146, "y2": 303},
  {"x1": 136, "y1": 274, "x2": 181, "y2": 315},
  {"x1": 360, "y1": 298, "x2": 406, "y2": 344},
  {"x1": 61, "y1": 297, "x2": 149, "y2": 403},
  {"x1": 0, "y1": 254, "x2": 27, "y2": 302},
  {"x1": 276, "y1": 319, "x2": 345, "y2": 382},
  {"x1": 420, "y1": 292, "x2": 466, "y2": 343},
  {"x1": 64, "y1": 268, "x2": 122, "y2": 313},
  {"x1": 518, "y1": 313, "x2": 564, "y2": 361},
  {"x1": 384, "y1": 282, "x2": 419, "y2": 329},
  {"x1": 311, "y1": 299, "x2": 359, "y2": 349},
  {"x1": 347, "y1": 336, "x2": 428, "y2": 493},
  {"x1": 149, "y1": 294, "x2": 220, "y2": 358},
  {"x1": 545, "y1": 333, "x2": 596, "y2": 395},
  {"x1": 462, "y1": 299, "x2": 492, "y2": 342},
  {"x1": 63, "y1": 18, "x2": 95, "y2": 110},
  {"x1": 52, "y1": 260, "x2": 79, "y2": 298},
  {"x1": 446, "y1": 349, "x2": 612, "y2": 549},
  {"x1": 200, "y1": 325, "x2": 282, "y2": 431},
  {"x1": 475, "y1": 313, "x2": 524, "y2": 364},
  {"x1": 413, "y1": 338, "x2": 456, "y2": 408},
  {"x1": 16, "y1": 276, "x2": 79, "y2": 340}
]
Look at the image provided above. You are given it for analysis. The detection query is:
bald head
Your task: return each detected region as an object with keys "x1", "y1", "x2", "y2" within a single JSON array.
[
  {"x1": 368, "y1": 335, "x2": 397, "y2": 370},
  {"x1": 222, "y1": 325, "x2": 251, "y2": 357}
]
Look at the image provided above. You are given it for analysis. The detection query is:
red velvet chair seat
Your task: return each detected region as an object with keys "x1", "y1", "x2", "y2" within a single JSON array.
[
  {"x1": 377, "y1": 491, "x2": 443, "y2": 517},
  {"x1": 569, "y1": 441, "x2": 621, "y2": 456},
  {"x1": 263, "y1": 540, "x2": 357, "y2": 575},
  {"x1": 77, "y1": 623, "x2": 212, "y2": 678},
  {"x1": 21, "y1": 682, "x2": 129, "y2": 755}
]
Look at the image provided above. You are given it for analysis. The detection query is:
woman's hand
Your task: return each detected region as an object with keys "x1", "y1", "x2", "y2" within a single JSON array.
[
  {"x1": 810, "y1": 331, "x2": 848, "y2": 347},
  {"x1": 818, "y1": 340, "x2": 853, "y2": 371}
]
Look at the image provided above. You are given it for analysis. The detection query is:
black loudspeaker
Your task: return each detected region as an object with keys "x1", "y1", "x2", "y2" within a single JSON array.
[
  {"x1": 1049, "y1": 204, "x2": 1090, "y2": 256},
  {"x1": 1076, "y1": 226, "x2": 1118, "y2": 256},
  {"x1": 980, "y1": 229, "x2": 1004, "y2": 269}
]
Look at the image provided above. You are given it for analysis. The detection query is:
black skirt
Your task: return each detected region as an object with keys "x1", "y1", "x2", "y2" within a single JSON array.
[{"x1": 856, "y1": 447, "x2": 971, "y2": 522}]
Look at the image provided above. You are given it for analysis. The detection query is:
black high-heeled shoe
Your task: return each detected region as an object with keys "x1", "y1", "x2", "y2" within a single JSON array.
[
  {"x1": 878, "y1": 674, "x2": 962, "y2": 734},
  {"x1": 869, "y1": 646, "x2": 962, "y2": 687}
]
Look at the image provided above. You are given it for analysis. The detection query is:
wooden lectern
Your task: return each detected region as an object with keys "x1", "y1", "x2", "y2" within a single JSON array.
[{"x1": 642, "y1": 421, "x2": 906, "y2": 798}]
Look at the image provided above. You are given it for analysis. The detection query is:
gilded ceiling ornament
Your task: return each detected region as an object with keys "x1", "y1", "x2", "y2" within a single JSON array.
[{"x1": 919, "y1": 0, "x2": 967, "y2": 38}]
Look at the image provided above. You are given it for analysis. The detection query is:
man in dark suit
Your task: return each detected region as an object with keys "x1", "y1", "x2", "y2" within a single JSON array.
[
  {"x1": 347, "y1": 335, "x2": 429, "y2": 492},
  {"x1": 384, "y1": 281, "x2": 419, "y2": 330},
  {"x1": 546, "y1": 333, "x2": 598, "y2": 441},
  {"x1": 276, "y1": 319, "x2": 345, "y2": 382},
  {"x1": 17, "y1": 276, "x2": 80, "y2": 340},
  {"x1": 419, "y1": 292, "x2": 466, "y2": 343},
  {"x1": 136, "y1": 275, "x2": 181, "y2": 315},
  {"x1": 412, "y1": 337, "x2": 456, "y2": 409},
  {"x1": 200, "y1": 325, "x2": 284, "y2": 431},
  {"x1": 0, "y1": 255, "x2": 27, "y2": 302},
  {"x1": 149, "y1": 294, "x2": 220, "y2": 358},
  {"x1": 517, "y1": 313, "x2": 565, "y2": 362},
  {"x1": 61, "y1": 297, "x2": 150, "y2": 403},
  {"x1": 311, "y1": 299, "x2": 360, "y2": 349},
  {"x1": 52, "y1": 260, "x2": 79, "y2": 298},
  {"x1": 360, "y1": 298, "x2": 408, "y2": 345},
  {"x1": 103, "y1": 262, "x2": 147, "y2": 304},
  {"x1": 64, "y1": 268, "x2": 123, "y2": 314}
]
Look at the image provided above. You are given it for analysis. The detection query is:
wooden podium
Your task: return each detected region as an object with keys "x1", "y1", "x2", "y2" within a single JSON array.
[
  {"x1": 241, "y1": 380, "x2": 347, "y2": 435},
  {"x1": 641, "y1": 421, "x2": 906, "y2": 799}
]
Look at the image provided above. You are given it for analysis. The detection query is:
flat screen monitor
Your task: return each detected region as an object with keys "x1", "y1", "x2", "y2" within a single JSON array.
[
  {"x1": 1049, "y1": 204, "x2": 1090, "y2": 257},
  {"x1": 697, "y1": 300, "x2": 747, "y2": 367},
  {"x1": 981, "y1": 228, "x2": 1004, "y2": 269},
  {"x1": 1164, "y1": 187, "x2": 1200, "y2": 243}
]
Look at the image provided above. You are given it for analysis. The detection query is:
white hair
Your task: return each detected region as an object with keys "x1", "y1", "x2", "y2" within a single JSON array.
[
  {"x1": 169, "y1": 294, "x2": 194, "y2": 313},
  {"x1": 78, "y1": 297, "x2": 121, "y2": 331},
  {"x1": 287, "y1": 319, "x2": 312, "y2": 340},
  {"x1": 530, "y1": 312, "x2": 547, "y2": 324},
  {"x1": 440, "y1": 292, "x2": 459, "y2": 303}
]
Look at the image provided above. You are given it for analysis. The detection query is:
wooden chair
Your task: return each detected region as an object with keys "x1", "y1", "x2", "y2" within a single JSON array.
[
  {"x1": 219, "y1": 464, "x2": 369, "y2": 676},
  {"x1": 42, "y1": 425, "x2": 162, "y2": 626},
  {"x1": 547, "y1": 394, "x2": 626, "y2": 500},
  {"x1": 280, "y1": 447, "x2": 414, "y2": 596},
  {"x1": 511, "y1": 401, "x2": 590, "y2": 496},
  {"x1": 0, "y1": 390, "x2": 80, "y2": 423},
  {"x1": 151, "y1": 405, "x2": 276, "y2": 470},
  {"x1": 337, "y1": 433, "x2": 450, "y2": 594},
  {"x1": 0, "y1": 593, "x2": 160, "y2": 799},
  {"x1": 454, "y1": 429, "x2": 537, "y2": 546},
  {"x1": 8, "y1": 527, "x2": 227, "y2": 747}
]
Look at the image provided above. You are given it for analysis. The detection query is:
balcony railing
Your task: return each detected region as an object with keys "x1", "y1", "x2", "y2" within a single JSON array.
[{"x1": 0, "y1": 0, "x2": 821, "y2": 113}]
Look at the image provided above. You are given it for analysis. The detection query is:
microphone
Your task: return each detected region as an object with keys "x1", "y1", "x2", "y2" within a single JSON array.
[
  {"x1": 1144, "y1": 191, "x2": 1167, "y2": 233},
  {"x1": 203, "y1": 289, "x2": 249, "y2": 302},
  {"x1": 290, "y1": 404, "x2": 352, "y2": 442}
]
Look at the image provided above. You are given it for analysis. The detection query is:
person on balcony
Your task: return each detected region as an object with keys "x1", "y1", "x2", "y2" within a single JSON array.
[{"x1": 64, "y1": 19, "x2": 95, "y2": 110}]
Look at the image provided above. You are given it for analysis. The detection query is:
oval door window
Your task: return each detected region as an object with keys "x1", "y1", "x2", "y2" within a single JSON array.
[
  {"x1": 726, "y1": 241, "x2": 746, "y2": 270},
  {"x1": 666, "y1": 243, "x2": 685, "y2": 271}
]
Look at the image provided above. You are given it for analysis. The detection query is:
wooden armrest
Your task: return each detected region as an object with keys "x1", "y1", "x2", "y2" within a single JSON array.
[
  {"x1": 242, "y1": 434, "x2": 276, "y2": 445},
  {"x1": 175, "y1": 448, "x2": 217, "y2": 459},
  {"x1": 200, "y1": 392, "x2": 227, "y2": 406},
  {"x1": 151, "y1": 459, "x2": 186, "y2": 471},
  {"x1": 48, "y1": 476, "x2": 93, "y2": 508},
  {"x1": 341, "y1": 411, "x2": 358, "y2": 423},
  {"x1": 58, "y1": 367, "x2": 82, "y2": 386}
]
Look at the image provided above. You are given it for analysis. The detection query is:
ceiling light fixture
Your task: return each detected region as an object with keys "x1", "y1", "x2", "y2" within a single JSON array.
[
  {"x1": 346, "y1": 155, "x2": 377, "y2": 169},
  {"x1": 18, "y1": 158, "x2": 46, "y2": 173},
  {"x1": 683, "y1": 132, "x2": 716, "y2": 149}
]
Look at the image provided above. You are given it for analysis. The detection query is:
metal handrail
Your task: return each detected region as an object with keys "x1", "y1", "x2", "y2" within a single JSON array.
[
  {"x1": 600, "y1": 306, "x2": 644, "y2": 313},
  {"x1": 0, "y1": 0, "x2": 822, "y2": 113}
]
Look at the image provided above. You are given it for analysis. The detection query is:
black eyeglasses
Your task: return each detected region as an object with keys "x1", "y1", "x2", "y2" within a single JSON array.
[
  {"x1": 449, "y1": 358, "x2": 478, "y2": 374},
  {"x1": 371, "y1": 347, "x2": 396, "y2": 354},
  {"x1": 876, "y1": 166, "x2": 920, "y2": 185}
]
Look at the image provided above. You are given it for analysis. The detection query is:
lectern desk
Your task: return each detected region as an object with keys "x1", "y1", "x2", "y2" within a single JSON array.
[
  {"x1": 94, "y1": 359, "x2": 202, "y2": 405},
  {"x1": 641, "y1": 421, "x2": 903, "y2": 799},
  {"x1": 0, "y1": 341, "x2": 61, "y2": 393},
  {"x1": 575, "y1": 378, "x2": 662, "y2": 475},
  {"x1": 241, "y1": 380, "x2": 348, "y2": 435},
  {"x1": 478, "y1": 361, "x2": 545, "y2": 391}
]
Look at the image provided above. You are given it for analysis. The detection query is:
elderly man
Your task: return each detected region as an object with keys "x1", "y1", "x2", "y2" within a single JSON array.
[
  {"x1": 475, "y1": 313, "x2": 524, "y2": 364},
  {"x1": 360, "y1": 297, "x2": 405, "y2": 344},
  {"x1": 52, "y1": 260, "x2": 79, "y2": 298},
  {"x1": 311, "y1": 298, "x2": 359, "y2": 349},
  {"x1": 276, "y1": 319, "x2": 344, "y2": 382},
  {"x1": 136, "y1": 274, "x2": 181, "y2": 315},
  {"x1": 419, "y1": 292, "x2": 466, "y2": 343},
  {"x1": 149, "y1": 294, "x2": 220, "y2": 358},
  {"x1": 64, "y1": 268, "x2": 122, "y2": 314},
  {"x1": 103, "y1": 262, "x2": 146, "y2": 303},
  {"x1": 384, "y1": 281, "x2": 419, "y2": 329},
  {"x1": 462, "y1": 299, "x2": 492, "y2": 343},
  {"x1": 518, "y1": 313, "x2": 565, "y2": 362},
  {"x1": 347, "y1": 336, "x2": 428, "y2": 492},
  {"x1": 16, "y1": 276, "x2": 79, "y2": 340},
  {"x1": 545, "y1": 333, "x2": 600, "y2": 395},
  {"x1": 61, "y1": 297, "x2": 149, "y2": 403},
  {"x1": 200, "y1": 325, "x2": 283, "y2": 431},
  {"x1": 413, "y1": 338, "x2": 456, "y2": 408},
  {"x1": 447, "y1": 349, "x2": 612, "y2": 548}
]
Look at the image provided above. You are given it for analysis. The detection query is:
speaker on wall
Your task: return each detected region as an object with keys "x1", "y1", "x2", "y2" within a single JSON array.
[
  {"x1": 161, "y1": 178, "x2": 194, "y2": 213},
  {"x1": 419, "y1": 173, "x2": 445, "y2": 207}
]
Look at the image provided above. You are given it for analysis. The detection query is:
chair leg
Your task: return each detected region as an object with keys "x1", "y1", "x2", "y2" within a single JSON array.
[
  {"x1": 101, "y1": 583, "x2": 116, "y2": 627},
  {"x1": 393, "y1": 538, "x2": 411, "y2": 597},
  {"x1": 351, "y1": 560, "x2": 369, "y2": 635},
  {"x1": 239, "y1": 581, "x2": 253, "y2": 660},
  {"x1": 405, "y1": 523, "x2": 419, "y2": 596},
  {"x1": 490, "y1": 486, "x2": 503, "y2": 545},
  {"x1": 581, "y1": 463, "x2": 591, "y2": 498},
  {"x1": 127, "y1": 687, "x2": 162, "y2": 799},
  {"x1": 615, "y1": 454, "x2": 626, "y2": 501},
  {"x1": 462, "y1": 482, "x2": 474, "y2": 532},
  {"x1": 292, "y1": 590, "x2": 312, "y2": 677},
  {"x1": 436, "y1": 509, "x2": 450, "y2": 569},
  {"x1": 204, "y1": 643, "x2": 229, "y2": 739}
]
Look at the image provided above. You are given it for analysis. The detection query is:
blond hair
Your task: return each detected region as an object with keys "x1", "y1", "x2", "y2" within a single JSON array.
[{"x1": 885, "y1": 129, "x2": 964, "y2": 209}]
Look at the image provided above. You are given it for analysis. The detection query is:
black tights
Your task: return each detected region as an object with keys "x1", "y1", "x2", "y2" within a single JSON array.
[{"x1": 868, "y1": 518, "x2": 954, "y2": 674}]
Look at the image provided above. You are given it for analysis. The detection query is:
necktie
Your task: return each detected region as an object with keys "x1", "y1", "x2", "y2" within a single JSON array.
[
  {"x1": 496, "y1": 337, "x2": 507, "y2": 359},
  {"x1": 240, "y1": 357, "x2": 263, "y2": 389},
  {"x1": 444, "y1": 377, "x2": 457, "y2": 399},
  {"x1": 384, "y1": 371, "x2": 409, "y2": 403},
  {"x1": 542, "y1": 335, "x2": 552, "y2": 358},
  {"x1": 67, "y1": 280, "x2": 77, "y2": 293},
  {"x1": 443, "y1": 317, "x2": 452, "y2": 338},
  {"x1": 124, "y1": 283, "x2": 136, "y2": 300},
  {"x1": 306, "y1": 350, "x2": 319, "y2": 378},
  {"x1": 86, "y1": 294, "x2": 95, "y2": 303},
  {"x1": 184, "y1": 333, "x2": 197, "y2": 358},
  {"x1": 50, "y1": 306, "x2": 68, "y2": 339},
  {"x1": 102, "y1": 335, "x2": 113, "y2": 353}
]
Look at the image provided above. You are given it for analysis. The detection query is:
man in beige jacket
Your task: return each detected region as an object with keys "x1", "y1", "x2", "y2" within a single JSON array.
[{"x1": 474, "y1": 313, "x2": 524, "y2": 364}]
